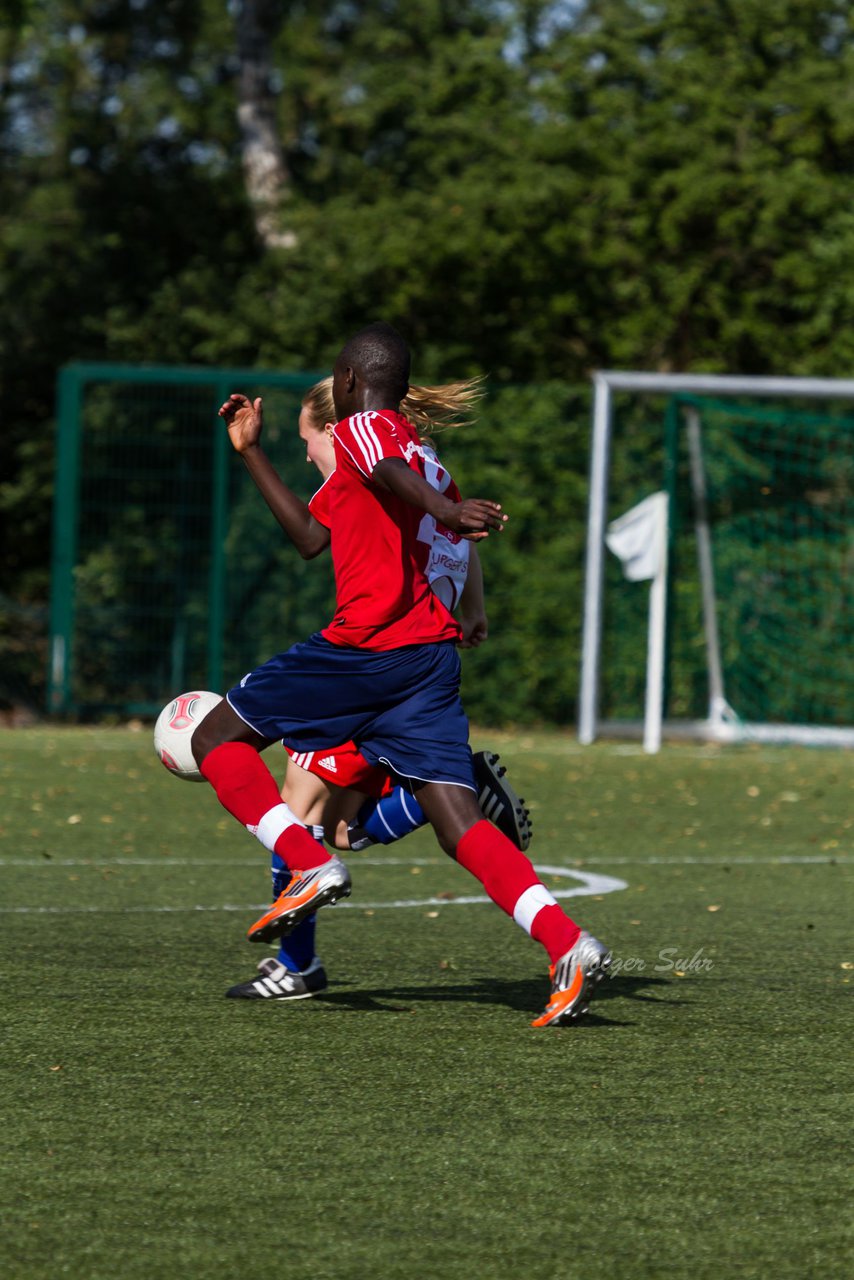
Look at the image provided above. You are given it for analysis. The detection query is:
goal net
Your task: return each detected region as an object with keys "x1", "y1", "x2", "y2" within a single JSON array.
[{"x1": 579, "y1": 373, "x2": 854, "y2": 749}]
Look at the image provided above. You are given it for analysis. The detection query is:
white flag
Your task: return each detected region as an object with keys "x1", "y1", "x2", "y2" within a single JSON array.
[{"x1": 605, "y1": 492, "x2": 669, "y2": 582}]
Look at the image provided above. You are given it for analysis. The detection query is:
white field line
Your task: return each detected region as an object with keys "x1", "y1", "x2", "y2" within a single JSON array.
[
  {"x1": 0, "y1": 864, "x2": 627, "y2": 915},
  {"x1": 0, "y1": 854, "x2": 847, "y2": 868}
]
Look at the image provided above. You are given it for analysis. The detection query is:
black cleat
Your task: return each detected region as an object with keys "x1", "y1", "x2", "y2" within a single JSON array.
[
  {"x1": 226, "y1": 956, "x2": 328, "y2": 1000},
  {"x1": 472, "y1": 750, "x2": 532, "y2": 851}
]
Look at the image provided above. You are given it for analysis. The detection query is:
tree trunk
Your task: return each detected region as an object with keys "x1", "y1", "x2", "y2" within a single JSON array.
[{"x1": 234, "y1": 0, "x2": 295, "y2": 250}]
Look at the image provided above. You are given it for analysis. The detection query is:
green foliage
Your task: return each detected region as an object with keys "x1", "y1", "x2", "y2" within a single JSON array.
[{"x1": 452, "y1": 382, "x2": 592, "y2": 723}]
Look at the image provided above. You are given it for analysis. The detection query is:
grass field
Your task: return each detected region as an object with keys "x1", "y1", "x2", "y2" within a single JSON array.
[{"x1": 2, "y1": 725, "x2": 852, "y2": 1279}]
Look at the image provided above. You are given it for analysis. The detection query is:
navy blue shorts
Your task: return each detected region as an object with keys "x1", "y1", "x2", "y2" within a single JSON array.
[{"x1": 227, "y1": 633, "x2": 475, "y2": 790}]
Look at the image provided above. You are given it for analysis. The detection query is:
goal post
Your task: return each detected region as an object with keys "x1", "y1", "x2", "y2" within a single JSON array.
[{"x1": 579, "y1": 372, "x2": 854, "y2": 750}]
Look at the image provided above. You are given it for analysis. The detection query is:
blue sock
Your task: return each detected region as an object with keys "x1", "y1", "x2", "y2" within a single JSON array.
[
  {"x1": 355, "y1": 787, "x2": 426, "y2": 845},
  {"x1": 276, "y1": 914, "x2": 317, "y2": 972},
  {"x1": 271, "y1": 850, "x2": 318, "y2": 973}
]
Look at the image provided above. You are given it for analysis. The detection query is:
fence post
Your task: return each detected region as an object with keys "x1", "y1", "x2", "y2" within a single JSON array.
[
  {"x1": 48, "y1": 365, "x2": 83, "y2": 715},
  {"x1": 207, "y1": 385, "x2": 230, "y2": 693}
]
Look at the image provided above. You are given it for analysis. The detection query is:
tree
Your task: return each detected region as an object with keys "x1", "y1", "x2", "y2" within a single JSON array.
[
  {"x1": 3, "y1": 0, "x2": 854, "y2": 717},
  {"x1": 233, "y1": 0, "x2": 295, "y2": 249}
]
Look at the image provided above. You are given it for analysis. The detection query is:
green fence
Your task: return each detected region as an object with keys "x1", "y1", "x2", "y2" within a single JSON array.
[
  {"x1": 49, "y1": 363, "x2": 328, "y2": 717},
  {"x1": 47, "y1": 367, "x2": 595, "y2": 726},
  {"x1": 48, "y1": 365, "x2": 854, "y2": 731}
]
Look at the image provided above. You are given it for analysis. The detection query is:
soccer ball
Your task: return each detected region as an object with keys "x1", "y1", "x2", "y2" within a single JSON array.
[{"x1": 153, "y1": 690, "x2": 223, "y2": 781}]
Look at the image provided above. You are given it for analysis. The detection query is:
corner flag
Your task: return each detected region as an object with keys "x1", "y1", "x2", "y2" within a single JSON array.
[
  {"x1": 605, "y1": 491, "x2": 670, "y2": 753},
  {"x1": 605, "y1": 491, "x2": 668, "y2": 582}
]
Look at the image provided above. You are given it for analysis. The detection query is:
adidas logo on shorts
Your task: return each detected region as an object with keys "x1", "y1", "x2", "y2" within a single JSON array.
[{"x1": 318, "y1": 755, "x2": 338, "y2": 772}]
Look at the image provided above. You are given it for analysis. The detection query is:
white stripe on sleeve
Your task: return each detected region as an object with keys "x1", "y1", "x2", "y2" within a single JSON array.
[
  {"x1": 359, "y1": 413, "x2": 386, "y2": 463},
  {"x1": 351, "y1": 413, "x2": 380, "y2": 470}
]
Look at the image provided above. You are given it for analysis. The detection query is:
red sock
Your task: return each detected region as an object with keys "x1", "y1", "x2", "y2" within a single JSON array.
[
  {"x1": 200, "y1": 742, "x2": 330, "y2": 872},
  {"x1": 273, "y1": 823, "x2": 331, "y2": 873},
  {"x1": 455, "y1": 819, "x2": 580, "y2": 963},
  {"x1": 530, "y1": 905, "x2": 580, "y2": 965}
]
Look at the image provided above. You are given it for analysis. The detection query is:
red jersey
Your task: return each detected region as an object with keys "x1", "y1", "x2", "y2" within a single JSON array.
[{"x1": 308, "y1": 409, "x2": 462, "y2": 651}]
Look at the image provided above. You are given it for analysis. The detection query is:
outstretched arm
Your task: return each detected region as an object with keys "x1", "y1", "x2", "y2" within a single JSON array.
[
  {"x1": 218, "y1": 394, "x2": 330, "y2": 560},
  {"x1": 372, "y1": 457, "x2": 507, "y2": 539}
]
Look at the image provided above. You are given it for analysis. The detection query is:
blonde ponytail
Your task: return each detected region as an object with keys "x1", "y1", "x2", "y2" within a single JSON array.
[
  {"x1": 400, "y1": 378, "x2": 485, "y2": 435},
  {"x1": 301, "y1": 374, "x2": 485, "y2": 438}
]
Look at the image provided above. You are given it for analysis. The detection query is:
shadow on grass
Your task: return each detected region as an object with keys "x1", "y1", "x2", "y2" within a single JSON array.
[{"x1": 314, "y1": 971, "x2": 676, "y2": 1025}]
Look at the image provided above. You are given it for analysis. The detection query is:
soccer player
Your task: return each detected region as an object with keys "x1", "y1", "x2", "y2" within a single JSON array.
[
  {"x1": 192, "y1": 322, "x2": 611, "y2": 1026},
  {"x1": 282, "y1": 373, "x2": 529, "y2": 862},
  {"x1": 224, "y1": 374, "x2": 531, "y2": 999}
]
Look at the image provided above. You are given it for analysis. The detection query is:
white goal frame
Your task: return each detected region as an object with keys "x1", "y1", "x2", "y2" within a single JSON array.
[{"x1": 579, "y1": 371, "x2": 854, "y2": 750}]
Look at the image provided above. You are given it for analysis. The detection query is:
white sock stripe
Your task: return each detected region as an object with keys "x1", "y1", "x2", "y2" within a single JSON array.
[
  {"x1": 400, "y1": 791, "x2": 423, "y2": 826},
  {"x1": 255, "y1": 803, "x2": 299, "y2": 852},
  {"x1": 513, "y1": 883, "x2": 559, "y2": 935},
  {"x1": 377, "y1": 807, "x2": 399, "y2": 840}
]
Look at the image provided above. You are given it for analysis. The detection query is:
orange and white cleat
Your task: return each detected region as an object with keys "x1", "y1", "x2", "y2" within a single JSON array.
[
  {"x1": 247, "y1": 856, "x2": 352, "y2": 944},
  {"x1": 531, "y1": 931, "x2": 611, "y2": 1027}
]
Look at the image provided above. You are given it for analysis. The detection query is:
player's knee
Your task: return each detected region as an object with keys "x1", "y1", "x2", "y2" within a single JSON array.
[
  {"x1": 190, "y1": 719, "x2": 218, "y2": 767},
  {"x1": 419, "y1": 783, "x2": 482, "y2": 855},
  {"x1": 190, "y1": 699, "x2": 249, "y2": 766},
  {"x1": 432, "y1": 810, "x2": 483, "y2": 857}
]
